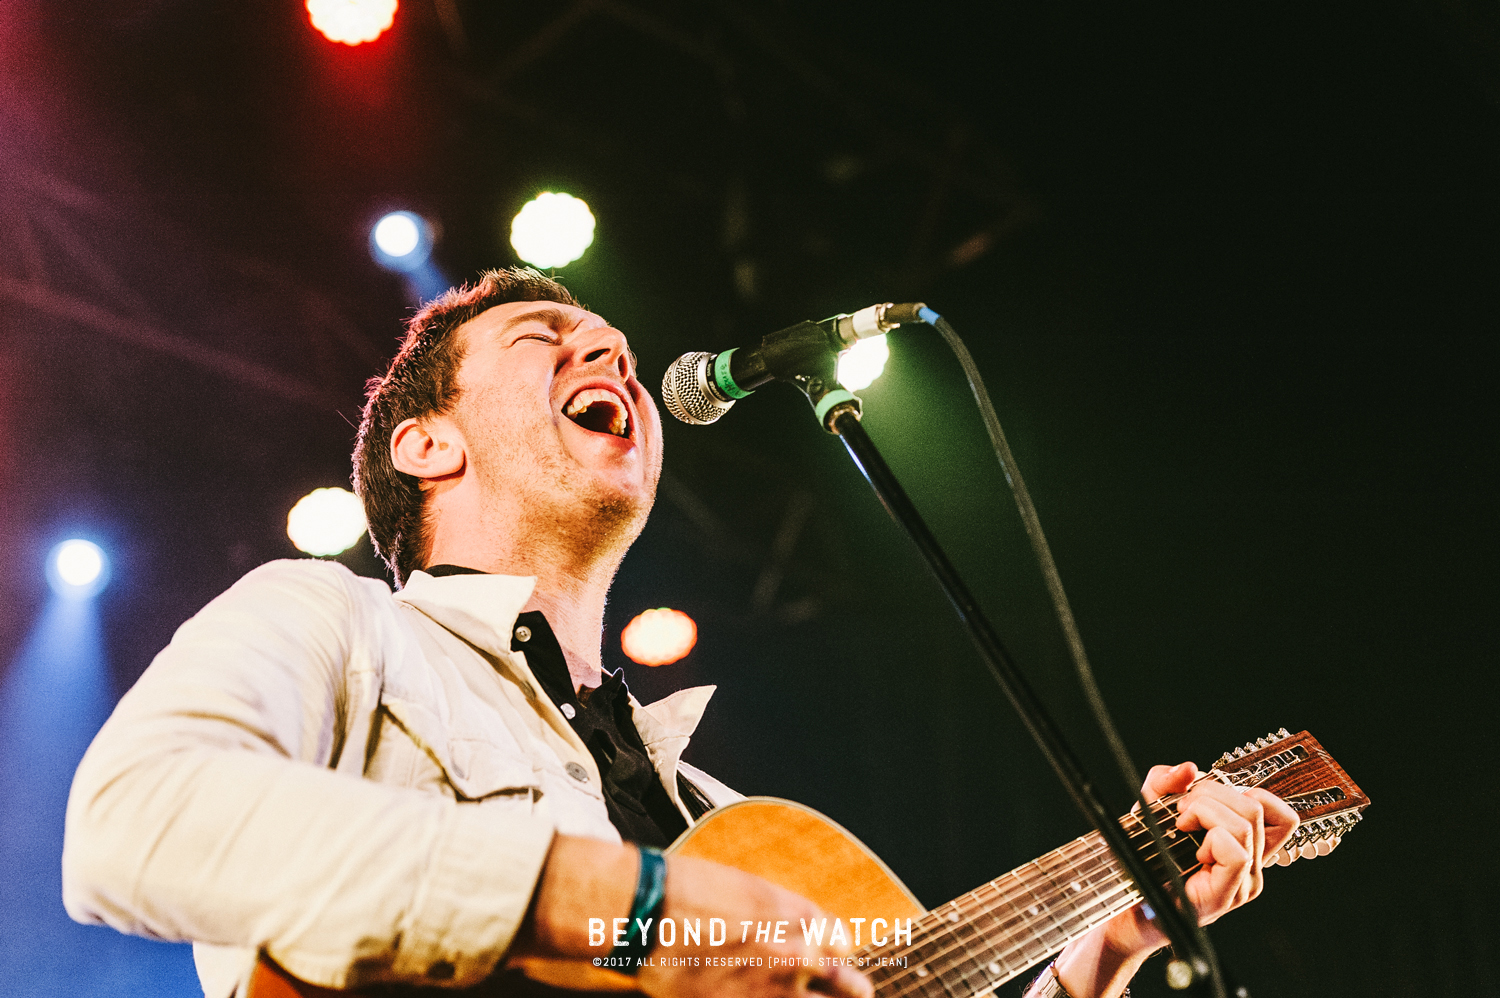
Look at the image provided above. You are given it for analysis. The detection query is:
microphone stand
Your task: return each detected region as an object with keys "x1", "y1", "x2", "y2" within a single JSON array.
[{"x1": 785, "y1": 361, "x2": 1228, "y2": 998}]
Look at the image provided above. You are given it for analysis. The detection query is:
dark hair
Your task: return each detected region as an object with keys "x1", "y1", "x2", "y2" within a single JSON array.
[{"x1": 353, "y1": 267, "x2": 580, "y2": 586}]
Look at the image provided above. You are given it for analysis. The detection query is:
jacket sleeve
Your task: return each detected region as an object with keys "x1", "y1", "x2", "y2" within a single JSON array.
[{"x1": 61, "y1": 559, "x2": 556, "y2": 990}]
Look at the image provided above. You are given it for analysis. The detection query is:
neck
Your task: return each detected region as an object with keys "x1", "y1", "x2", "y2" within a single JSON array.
[
  {"x1": 424, "y1": 490, "x2": 637, "y2": 690},
  {"x1": 519, "y1": 564, "x2": 614, "y2": 690}
]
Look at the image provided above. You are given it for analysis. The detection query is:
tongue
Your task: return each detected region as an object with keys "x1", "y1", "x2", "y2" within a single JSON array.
[{"x1": 570, "y1": 400, "x2": 621, "y2": 436}]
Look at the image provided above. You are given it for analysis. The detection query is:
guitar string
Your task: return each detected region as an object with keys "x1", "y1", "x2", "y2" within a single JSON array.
[
  {"x1": 867, "y1": 856, "x2": 1148, "y2": 996},
  {"x1": 867, "y1": 793, "x2": 1187, "y2": 968},
  {"x1": 868, "y1": 850, "x2": 1173, "y2": 998},
  {"x1": 894, "y1": 826, "x2": 1201, "y2": 986},
  {"x1": 865, "y1": 764, "x2": 1332, "y2": 998},
  {"x1": 870, "y1": 780, "x2": 1302, "y2": 998},
  {"x1": 867, "y1": 810, "x2": 1178, "y2": 982},
  {"x1": 862, "y1": 802, "x2": 1206, "y2": 998},
  {"x1": 872, "y1": 874, "x2": 1174, "y2": 998},
  {"x1": 902, "y1": 850, "x2": 1127, "y2": 995},
  {"x1": 874, "y1": 871, "x2": 1161, "y2": 998}
]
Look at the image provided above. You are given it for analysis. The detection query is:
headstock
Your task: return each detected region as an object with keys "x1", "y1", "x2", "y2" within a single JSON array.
[{"x1": 1210, "y1": 729, "x2": 1370, "y2": 867}]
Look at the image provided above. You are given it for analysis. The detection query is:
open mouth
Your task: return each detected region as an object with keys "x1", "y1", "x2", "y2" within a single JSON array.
[{"x1": 564, "y1": 387, "x2": 631, "y2": 438}]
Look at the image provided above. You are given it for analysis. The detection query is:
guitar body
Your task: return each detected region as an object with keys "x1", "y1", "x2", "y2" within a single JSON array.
[
  {"x1": 249, "y1": 729, "x2": 1368, "y2": 998},
  {"x1": 250, "y1": 798, "x2": 922, "y2": 998},
  {"x1": 673, "y1": 797, "x2": 924, "y2": 917}
]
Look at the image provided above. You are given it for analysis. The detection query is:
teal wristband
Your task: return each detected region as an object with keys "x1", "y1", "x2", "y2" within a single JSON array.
[{"x1": 609, "y1": 845, "x2": 666, "y2": 975}]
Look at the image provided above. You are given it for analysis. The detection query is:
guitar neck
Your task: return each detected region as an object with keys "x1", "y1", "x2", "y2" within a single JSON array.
[{"x1": 860, "y1": 798, "x2": 1200, "y2": 998}]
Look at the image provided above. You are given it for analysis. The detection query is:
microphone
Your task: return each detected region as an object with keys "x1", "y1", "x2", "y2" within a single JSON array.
[{"x1": 661, "y1": 302, "x2": 928, "y2": 425}]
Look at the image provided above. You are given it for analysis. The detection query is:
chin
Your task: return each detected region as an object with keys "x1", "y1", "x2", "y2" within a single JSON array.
[{"x1": 583, "y1": 475, "x2": 654, "y2": 525}]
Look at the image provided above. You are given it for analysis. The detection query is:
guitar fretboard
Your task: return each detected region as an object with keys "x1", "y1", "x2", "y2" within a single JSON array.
[{"x1": 859, "y1": 798, "x2": 1202, "y2": 998}]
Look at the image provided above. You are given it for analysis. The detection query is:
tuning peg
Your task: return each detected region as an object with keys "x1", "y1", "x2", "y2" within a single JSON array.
[
  {"x1": 1277, "y1": 727, "x2": 1290, "y2": 739},
  {"x1": 1298, "y1": 842, "x2": 1319, "y2": 861},
  {"x1": 1274, "y1": 848, "x2": 1296, "y2": 867}
]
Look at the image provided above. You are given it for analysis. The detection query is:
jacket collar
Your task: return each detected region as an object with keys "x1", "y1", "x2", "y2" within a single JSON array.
[
  {"x1": 392, "y1": 569, "x2": 717, "y2": 737},
  {"x1": 392, "y1": 569, "x2": 537, "y2": 661}
]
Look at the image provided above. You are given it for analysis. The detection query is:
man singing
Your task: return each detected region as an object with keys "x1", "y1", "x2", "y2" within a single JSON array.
[{"x1": 62, "y1": 268, "x2": 1296, "y2": 998}]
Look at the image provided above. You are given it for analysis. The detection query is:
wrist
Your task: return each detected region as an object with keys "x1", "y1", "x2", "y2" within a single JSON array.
[
  {"x1": 609, "y1": 845, "x2": 667, "y2": 975},
  {"x1": 1050, "y1": 913, "x2": 1157, "y2": 998},
  {"x1": 516, "y1": 835, "x2": 638, "y2": 957},
  {"x1": 1097, "y1": 904, "x2": 1168, "y2": 964}
]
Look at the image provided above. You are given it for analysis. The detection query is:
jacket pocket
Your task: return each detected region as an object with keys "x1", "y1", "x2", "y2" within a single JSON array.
[{"x1": 380, "y1": 695, "x2": 539, "y2": 801}]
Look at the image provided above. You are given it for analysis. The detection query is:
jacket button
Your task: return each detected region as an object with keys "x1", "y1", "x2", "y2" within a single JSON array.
[
  {"x1": 514, "y1": 625, "x2": 532, "y2": 643},
  {"x1": 427, "y1": 961, "x2": 455, "y2": 980},
  {"x1": 565, "y1": 762, "x2": 590, "y2": 783}
]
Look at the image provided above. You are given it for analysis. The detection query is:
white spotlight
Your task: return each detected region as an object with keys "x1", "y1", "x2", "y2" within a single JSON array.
[
  {"x1": 838, "y1": 333, "x2": 890, "y2": 391},
  {"x1": 370, "y1": 211, "x2": 432, "y2": 271},
  {"x1": 48, "y1": 539, "x2": 109, "y2": 598},
  {"x1": 510, "y1": 192, "x2": 596, "y2": 269},
  {"x1": 287, "y1": 488, "x2": 368, "y2": 557}
]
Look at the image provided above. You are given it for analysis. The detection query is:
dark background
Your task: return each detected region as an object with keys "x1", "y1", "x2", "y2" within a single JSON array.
[{"x1": 2, "y1": 2, "x2": 1496, "y2": 996}]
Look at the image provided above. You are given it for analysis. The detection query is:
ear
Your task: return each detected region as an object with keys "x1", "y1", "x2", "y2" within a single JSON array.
[{"x1": 390, "y1": 415, "x2": 465, "y2": 481}]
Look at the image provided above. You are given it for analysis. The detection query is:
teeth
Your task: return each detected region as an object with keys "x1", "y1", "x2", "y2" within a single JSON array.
[{"x1": 564, "y1": 388, "x2": 630, "y2": 437}]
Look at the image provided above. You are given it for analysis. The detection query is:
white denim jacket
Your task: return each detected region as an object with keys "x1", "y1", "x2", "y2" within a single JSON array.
[{"x1": 62, "y1": 560, "x2": 740, "y2": 998}]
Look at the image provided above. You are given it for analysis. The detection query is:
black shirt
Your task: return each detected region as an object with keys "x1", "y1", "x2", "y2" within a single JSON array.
[{"x1": 425, "y1": 565, "x2": 692, "y2": 848}]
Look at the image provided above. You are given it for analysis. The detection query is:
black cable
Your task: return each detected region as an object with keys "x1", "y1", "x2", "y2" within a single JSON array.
[{"x1": 913, "y1": 306, "x2": 1229, "y2": 997}]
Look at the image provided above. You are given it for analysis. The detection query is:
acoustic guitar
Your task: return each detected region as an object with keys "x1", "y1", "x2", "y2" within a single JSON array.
[{"x1": 250, "y1": 728, "x2": 1368, "y2": 997}]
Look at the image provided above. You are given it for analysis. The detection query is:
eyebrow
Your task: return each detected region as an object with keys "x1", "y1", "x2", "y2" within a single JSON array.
[
  {"x1": 499, "y1": 306, "x2": 633, "y2": 369},
  {"x1": 500, "y1": 307, "x2": 609, "y2": 336}
]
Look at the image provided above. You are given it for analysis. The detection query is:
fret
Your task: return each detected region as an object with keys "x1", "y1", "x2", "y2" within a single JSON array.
[
  {"x1": 876, "y1": 911, "x2": 962, "y2": 998},
  {"x1": 938, "y1": 897, "x2": 994, "y2": 998},
  {"x1": 1062, "y1": 838, "x2": 1137, "y2": 933},
  {"x1": 1047, "y1": 841, "x2": 1092, "y2": 923},
  {"x1": 1023, "y1": 858, "x2": 1075, "y2": 951},
  {"x1": 1063, "y1": 836, "x2": 1125, "y2": 917},
  {"x1": 967, "y1": 882, "x2": 1024, "y2": 982},
  {"x1": 869, "y1": 808, "x2": 1193, "y2": 998},
  {"x1": 999, "y1": 866, "x2": 1056, "y2": 968},
  {"x1": 927, "y1": 885, "x2": 1026, "y2": 989},
  {"x1": 859, "y1": 734, "x2": 1369, "y2": 998}
]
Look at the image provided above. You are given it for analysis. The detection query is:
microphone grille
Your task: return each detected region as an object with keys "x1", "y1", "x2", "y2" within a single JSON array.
[{"x1": 661, "y1": 352, "x2": 735, "y2": 425}]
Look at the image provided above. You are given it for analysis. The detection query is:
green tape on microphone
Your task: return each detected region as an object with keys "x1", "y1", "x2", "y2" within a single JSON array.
[{"x1": 713, "y1": 349, "x2": 754, "y2": 399}]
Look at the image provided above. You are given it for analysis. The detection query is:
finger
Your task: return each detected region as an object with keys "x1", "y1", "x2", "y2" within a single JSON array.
[
  {"x1": 1142, "y1": 761, "x2": 1198, "y2": 803},
  {"x1": 1185, "y1": 825, "x2": 1254, "y2": 922},
  {"x1": 1184, "y1": 783, "x2": 1267, "y2": 900},
  {"x1": 1247, "y1": 788, "x2": 1299, "y2": 856},
  {"x1": 1176, "y1": 795, "x2": 1253, "y2": 847},
  {"x1": 1180, "y1": 797, "x2": 1257, "y2": 907}
]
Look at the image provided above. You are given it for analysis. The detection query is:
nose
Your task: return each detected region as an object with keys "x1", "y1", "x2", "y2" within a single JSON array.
[{"x1": 576, "y1": 325, "x2": 634, "y2": 380}]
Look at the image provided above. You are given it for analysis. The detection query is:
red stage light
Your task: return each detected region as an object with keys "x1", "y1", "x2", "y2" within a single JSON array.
[
  {"x1": 306, "y1": 0, "x2": 398, "y2": 46},
  {"x1": 621, "y1": 608, "x2": 698, "y2": 666}
]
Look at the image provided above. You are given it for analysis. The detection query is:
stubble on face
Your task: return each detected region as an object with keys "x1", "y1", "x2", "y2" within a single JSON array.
[{"x1": 453, "y1": 343, "x2": 658, "y2": 576}]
